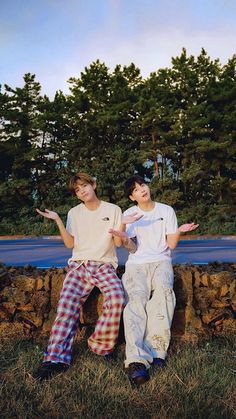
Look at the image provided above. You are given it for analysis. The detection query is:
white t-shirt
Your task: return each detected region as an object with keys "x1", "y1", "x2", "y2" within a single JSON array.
[
  {"x1": 66, "y1": 201, "x2": 122, "y2": 268},
  {"x1": 124, "y1": 202, "x2": 178, "y2": 265}
]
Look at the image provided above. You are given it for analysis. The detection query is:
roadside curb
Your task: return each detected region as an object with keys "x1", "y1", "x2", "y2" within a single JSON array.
[{"x1": 1, "y1": 235, "x2": 236, "y2": 240}]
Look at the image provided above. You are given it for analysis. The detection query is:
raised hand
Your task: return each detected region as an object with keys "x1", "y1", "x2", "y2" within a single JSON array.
[
  {"x1": 36, "y1": 208, "x2": 59, "y2": 221},
  {"x1": 122, "y1": 210, "x2": 143, "y2": 225},
  {"x1": 109, "y1": 228, "x2": 136, "y2": 253},
  {"x1": 178, "y1": 223, "x2": 199, "y2": 233},
  {"x1": 108, "y1": 228, "x2": 128, "y2": 239}
]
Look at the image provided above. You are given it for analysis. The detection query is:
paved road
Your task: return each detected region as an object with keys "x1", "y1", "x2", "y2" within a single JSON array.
[{"x1": 0, "y1": 238, "x2": 236, "y2": 268}]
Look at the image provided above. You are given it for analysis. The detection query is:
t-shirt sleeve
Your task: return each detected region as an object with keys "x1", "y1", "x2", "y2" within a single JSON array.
[
  {"x1": 113, "y1": 206, "x2": 122, "y2": 229},
  {"x1": 126, "y1": 223, "x2": 136, "y2": 238},
  {"x1": 166, "y1": 207, "x2": 178, "y2": 234},
  {"x1": 66, "y1": 209, "x2": 74, "y2": 236}
]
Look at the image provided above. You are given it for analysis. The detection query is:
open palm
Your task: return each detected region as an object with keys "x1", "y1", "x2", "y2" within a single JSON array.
[
  {"x1": 109, "y1": 229, "x2": 128, "y2": 239},
  {"x1": 36, "y1": 208, "x2": 59, "y2": 220},
  {"x1": 178, "y1": 223, "x2": 199, "y2": 233},
  {"x1": 122, "y1": 210, "x2": 143, "y2": 224}
]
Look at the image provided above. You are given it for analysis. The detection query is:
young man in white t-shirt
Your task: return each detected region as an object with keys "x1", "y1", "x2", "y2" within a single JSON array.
[
  {"x1": 110, "y1": 175, "x2": 198, "y2": 386},
  {"x1": 33, "y1": 172, "x2": 138, "y2": 381}
]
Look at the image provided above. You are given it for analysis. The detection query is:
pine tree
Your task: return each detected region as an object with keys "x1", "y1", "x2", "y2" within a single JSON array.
[{"x1": 0, "y1": 74, "x2": 42, "y2": 221}]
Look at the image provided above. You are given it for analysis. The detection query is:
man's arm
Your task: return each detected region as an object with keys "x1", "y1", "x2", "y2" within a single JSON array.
[
  {"x1": 36, "y1": 209, "x2": 74, "y2": 248},
  {"x1": 109, "y1": 228, "x2": 137, "y2": 253},
  {"x1": 112, "y1": 221, "x2": 125, "y2": 248},
  {"x1": 110, "y1": 210, "x2": 142, "y2": 249},
  {"x1": 122, "y1": 236, "x2": 137, "y2": 253},
  {"x1": 166, "y1": 223, "x2": 199, "y2": 250}
]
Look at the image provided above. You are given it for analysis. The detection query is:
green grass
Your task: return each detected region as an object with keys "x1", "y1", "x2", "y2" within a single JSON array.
[{"x1": 1, "y1": 333, "x2": 236, "y2": 419}]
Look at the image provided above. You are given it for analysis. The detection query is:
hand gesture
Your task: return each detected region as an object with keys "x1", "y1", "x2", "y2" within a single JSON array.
[
  {"x1": 178, "y1": 223, "x2": 199, "y2": 233},
  {"x1": 36, "y1": 208, "x2": 59, "y2": 221},
  {"x1": 108, "y1": 228, "x2": 129, "y2": 239},
  {"x1": 122, "y1": 210, "x2": 143, "y2": 225}
]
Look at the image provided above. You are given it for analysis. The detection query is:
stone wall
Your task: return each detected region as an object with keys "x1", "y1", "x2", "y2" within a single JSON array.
[{"x1": 0, "y1": 263, "x2": 235, "y2": 342}]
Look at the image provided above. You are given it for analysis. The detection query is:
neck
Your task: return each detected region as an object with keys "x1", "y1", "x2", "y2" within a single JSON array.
[
  {"x1": 138, "y1": 200, "x2": 155, "y2": 211},
  {"x1": 84, "y1": 196, "x2": 101, "y2": 210}
]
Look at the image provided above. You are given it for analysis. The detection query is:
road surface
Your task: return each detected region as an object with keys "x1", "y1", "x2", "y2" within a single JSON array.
[{"x1": 0, "y1": 237, "x2": 236, "y2": 268}]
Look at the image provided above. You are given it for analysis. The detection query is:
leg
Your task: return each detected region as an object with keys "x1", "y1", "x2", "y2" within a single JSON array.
[
  {"x1": 144, "y1": 261, "x2": 176, "y2": 361},
  {"x1": 43, "y1": 263, "x2": 94, "y2": 365},
  {"x1": 86, "y1": 262, "x2": 125, "y2": 355},
  {"x1": 122, "y1": 264, "x2": 152, "y2": 368}
]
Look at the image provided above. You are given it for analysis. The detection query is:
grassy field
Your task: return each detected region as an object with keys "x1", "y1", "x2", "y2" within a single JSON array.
[{"x1": 1, "y1": 332, "x2": 236, "y2": 419}]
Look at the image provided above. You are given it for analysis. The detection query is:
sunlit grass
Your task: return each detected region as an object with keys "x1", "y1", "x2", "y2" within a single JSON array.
[{"x1": 1, "y1": 334, "x2": 235, "y2": 419}]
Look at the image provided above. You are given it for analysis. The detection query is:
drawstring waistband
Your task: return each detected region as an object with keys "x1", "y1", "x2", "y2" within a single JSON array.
[{"x1": 68, "y1": 259, "x2": 87, "y2": 272}]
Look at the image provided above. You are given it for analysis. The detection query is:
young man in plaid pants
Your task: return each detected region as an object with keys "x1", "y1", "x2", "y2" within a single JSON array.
[{"x1": 34, "y1": 172, "x2": 138, "y2": 381}]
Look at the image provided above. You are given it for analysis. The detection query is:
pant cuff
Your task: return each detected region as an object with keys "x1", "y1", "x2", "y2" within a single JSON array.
[
  {"x1": 125, "y1": 357, "x2": 151, "y2": 369},
  {"x1": 151, "y1": 350, "x2": 166, "y2": 360},
  {"x1": 43, "y1": 353, "x2": 71, "y2": 365}
]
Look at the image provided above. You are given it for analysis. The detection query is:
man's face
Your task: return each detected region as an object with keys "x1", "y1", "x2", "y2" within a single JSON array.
[
  {"x1": 129, "y1": 182, "x2": 151, "y2": 204},
  {"x1": 74, "y1": 180, "x2": 96, "y2": 202}
]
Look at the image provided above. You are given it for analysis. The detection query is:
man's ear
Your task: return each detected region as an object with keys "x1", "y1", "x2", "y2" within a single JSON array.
[
  {"x1": 92, "y1": 181, "x2": 97, "y2": 190},
  {"x1": 129, "y1": 194, "x2": 135, "y2": 202}
]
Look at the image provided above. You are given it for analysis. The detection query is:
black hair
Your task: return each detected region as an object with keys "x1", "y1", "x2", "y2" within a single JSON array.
[{"x1": 124, "y1": 175, "x2": 145, "y2": 199}]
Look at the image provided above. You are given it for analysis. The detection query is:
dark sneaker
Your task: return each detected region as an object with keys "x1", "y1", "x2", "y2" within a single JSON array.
[
  {"x1": 33, "y1": 362, "x2": 69, "y2": 382},
  {"x1": 152, "y1": 358, "x2": 166, "y2": 368},
  {"x1": 127, "y1": 362, "x2": 150, "y2": 386},
  {"x1": 103, "y1": 352, "x2": 116, "y2": 362}
]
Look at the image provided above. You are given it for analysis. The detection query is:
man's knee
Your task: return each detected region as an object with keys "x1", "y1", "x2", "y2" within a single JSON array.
[
  {"x1": 152, "y1": 284, "x2": 174, "y2": 299},
  {"x1": 105, "y1": 289, "x2": 126, "y2": 309},
  {"x1": 126, "y1": 290, "x2": 149, "y2": 306},
  {"x1": 154, "y1": 268, "x2": 174, "y2": 289}
]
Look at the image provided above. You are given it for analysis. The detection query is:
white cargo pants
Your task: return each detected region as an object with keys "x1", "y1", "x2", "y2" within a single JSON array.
[{"x1": 122, "y1": 260, "x2": 176, "y2": 368}]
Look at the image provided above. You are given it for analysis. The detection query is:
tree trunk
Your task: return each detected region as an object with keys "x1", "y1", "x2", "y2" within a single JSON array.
[{"x1": 152, "y1": 132, "x2": 159, "y2": 177}]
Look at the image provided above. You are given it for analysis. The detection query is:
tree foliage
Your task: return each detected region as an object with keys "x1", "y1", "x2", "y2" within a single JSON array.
[{"x1": 0, "y1": 50, "x2": 235, "y2": 234}]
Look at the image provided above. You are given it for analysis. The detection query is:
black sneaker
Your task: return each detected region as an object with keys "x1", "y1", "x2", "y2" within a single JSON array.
[
  {"x1": 152, "y1": 358, "x2": 166, "y2": 368},
  {"x1": 103, "y1": 352, "x2": 116, "y2": 362},
  {"x1": 127, "y1": 362, "x2": 150, "y2": 386},
  {"x1": 33, "y1": 362, "x2": 69, "y2": 382}
]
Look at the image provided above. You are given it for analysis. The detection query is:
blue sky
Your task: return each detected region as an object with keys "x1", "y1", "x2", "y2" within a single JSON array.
[{"x1": 1, "y1": 0, "x2": 235, "y2": 98}]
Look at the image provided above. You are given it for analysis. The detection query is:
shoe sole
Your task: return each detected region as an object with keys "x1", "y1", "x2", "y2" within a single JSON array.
[
  {"x1": 33, "y1": 365, "x2": 69, "y2": 382},
  {"x1": 129, "y1": 374, "x2": 150, "y2": 387}
]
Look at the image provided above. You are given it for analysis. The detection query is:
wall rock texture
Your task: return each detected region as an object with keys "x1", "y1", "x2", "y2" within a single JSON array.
[{"x1": 0, "y1": 263, "x2": 235, "y2": 343}]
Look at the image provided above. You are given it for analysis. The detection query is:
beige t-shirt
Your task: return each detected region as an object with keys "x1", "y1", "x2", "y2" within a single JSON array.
[{"x1": 66, "y1": 201, "x2": 122, "y2": 268}]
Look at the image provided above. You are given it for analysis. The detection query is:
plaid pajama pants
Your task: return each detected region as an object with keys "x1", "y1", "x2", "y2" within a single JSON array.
[{"x1": 43, "y1": 260, "x2": 125, "y2": 365}]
